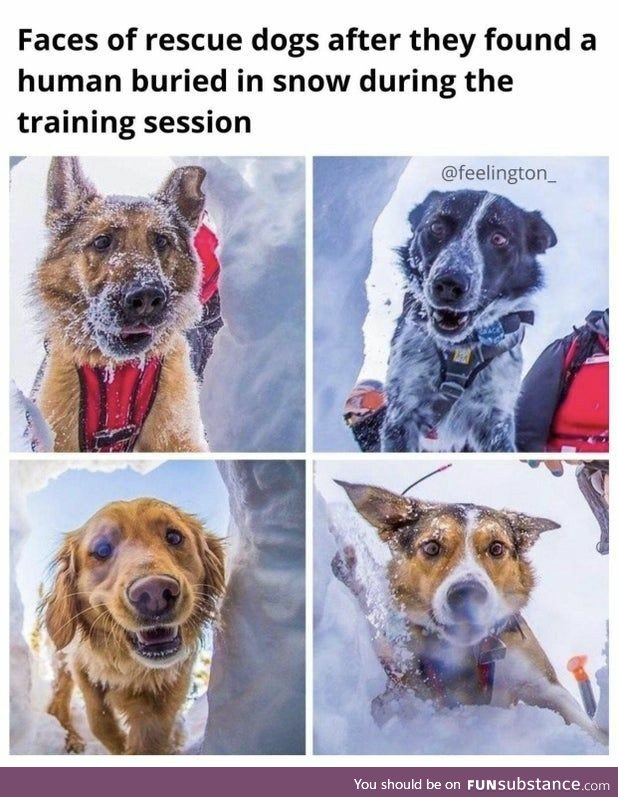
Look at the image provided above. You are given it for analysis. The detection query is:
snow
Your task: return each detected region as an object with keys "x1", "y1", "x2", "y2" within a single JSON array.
[
  {"x1": 314, "y1": 157, "x2": 608, "y2": 451},
  {"x1": 10, "y1": 156, "x2": 304, "y2": 452},
  {"x1": 314, "y1": 460, "x2": 608, "y2": 754},
  {"x1": 202, "y1": 461, "x2": 306, "y2": 754}
]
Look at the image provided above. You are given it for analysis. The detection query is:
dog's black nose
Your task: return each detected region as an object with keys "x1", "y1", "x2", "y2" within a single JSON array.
[
  {"x1": 127, "y1": 575, "x2": 180, "y2": 617},
  {"x1": 432, "y1": 275, "x2": 469, "y2": 304},
  {"x1": 123, "y1": 284, "x2": 168, "y2": 322},
  {"x1": 446, "y1": 580, "x2": 488, "y2": 619}
]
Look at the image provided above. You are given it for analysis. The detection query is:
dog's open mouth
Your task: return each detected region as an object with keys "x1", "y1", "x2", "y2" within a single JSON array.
[
  {"x1": 129, "y1": 625, "x2": 182, "y2": 660},
  {"x1": 430, "y1": 309, "x2": 472, "y2": 336},
  {"x1": 120, "y1": 324, "x2": 154, "y2": 346}
]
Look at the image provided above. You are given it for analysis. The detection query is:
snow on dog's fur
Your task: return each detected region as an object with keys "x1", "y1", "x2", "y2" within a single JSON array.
[
  {"x1": 31, "y1": 157, "x2": 208, "y2": 452},
  {"x1": 336, "y1": 480, "x2": 606, "y2": 744},
  {"x1": 381, "y1": 190, "x2": 557, "y2": 452}
]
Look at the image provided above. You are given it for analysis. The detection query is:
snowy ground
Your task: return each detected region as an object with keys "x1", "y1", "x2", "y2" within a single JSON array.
[
  {"x1": 10, "y1": 156, "x2": 305, "y2": 453},
  {"x1": 314, "y1": 157, "x2": 608, "y2": 451},
  {"x1": 314, "y1": 460, "x2": 608, "y2": 754}
]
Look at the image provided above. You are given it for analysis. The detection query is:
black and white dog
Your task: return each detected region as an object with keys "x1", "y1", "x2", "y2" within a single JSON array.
[{"x1": 381, "y1": 190, "x2": 557, "y2": 452}]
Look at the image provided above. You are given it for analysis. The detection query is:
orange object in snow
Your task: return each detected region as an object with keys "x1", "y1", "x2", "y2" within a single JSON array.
[{"x1": 567, "y1": 655, "x2": 589, "y2": 682}]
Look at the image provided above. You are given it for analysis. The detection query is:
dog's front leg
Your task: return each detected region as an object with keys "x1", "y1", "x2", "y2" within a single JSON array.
[
  {"x1": 120, "y1": 677, "x2": 191, "y2": 755},
  {"x1": 47, "y1": 657, "x2": 85, "y2": 753},
  {"x1": 74, "y1": 669, "x2": 126, "y2": 754},
  {"x1": 472, "y1": 409, "x2": 516, "y2": 452},
  {"x1": 520, "y1": 681, "x2": 608, "y2": 746}
]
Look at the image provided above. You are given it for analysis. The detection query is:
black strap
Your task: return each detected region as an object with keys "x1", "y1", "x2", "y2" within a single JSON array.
[{"x1": 421, "y1": 311, "x2": 534, "y2": 433}]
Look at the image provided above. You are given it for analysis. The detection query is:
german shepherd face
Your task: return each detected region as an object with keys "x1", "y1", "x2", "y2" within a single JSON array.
[
  {"x1": 34, "y1": 157, "x2": 205, "y2": 362},
  {"x1": 399, "y1": 190, "x2": 557, "y2": 343},
  {"x1": 337, "y1": 480, "x2": 559, "y2": 647}
]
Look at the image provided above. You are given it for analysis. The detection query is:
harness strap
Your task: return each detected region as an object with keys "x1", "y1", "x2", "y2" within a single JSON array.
[
  {"x1": 421, "y1": 311, "x2": 534, "y2": 435},
  {"x1": 77, "y1": 357, "x2": 163, "y2": 453},
  {"x1": 417, "y1": 615, "x2": 523, "y2": 707}
]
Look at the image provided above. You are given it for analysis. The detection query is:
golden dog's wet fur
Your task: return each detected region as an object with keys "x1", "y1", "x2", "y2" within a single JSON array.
[
  {"x1": 32, "y1": 157, "x2": 208, "y2": 452},
  {"x1": 41, "y1": 498, "x2": 225, "y2": 755},
  {"x1": 338, "y1": 481, "x2": 607, "y2": 744}
]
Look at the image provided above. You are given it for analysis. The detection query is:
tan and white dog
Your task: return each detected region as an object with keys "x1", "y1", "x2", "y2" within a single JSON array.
[{"x1": 335, "y1": 480, "x2": 606, "y2": 744}]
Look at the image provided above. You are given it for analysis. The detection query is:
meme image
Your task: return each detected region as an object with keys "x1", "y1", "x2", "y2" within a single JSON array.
[
  {"x1": 11, "y1": 459, "x2": 305, "y2": 755},
  {"x1": 10, "y1": 156, "x2": 305, "y2": 453},
  {"x1": 314, "y1": 459, "x2": 608, "y2": 755},
  {"x1": 314, "y1": 157, "x2": 608, "y2": 454}
]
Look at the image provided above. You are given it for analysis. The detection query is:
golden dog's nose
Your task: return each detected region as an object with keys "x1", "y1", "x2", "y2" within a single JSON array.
[{"x1": 127, "y1": 575, "x2": 180, "y2": 617}]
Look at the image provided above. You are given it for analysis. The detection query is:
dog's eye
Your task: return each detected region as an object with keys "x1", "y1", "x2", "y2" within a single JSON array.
[
  {"x1": 166, "y1": 529, "x2": 183, "y2": 546},
  {"x1": 92, "y1": 539, "x2": 113, "y2": 560},
  {"x1": 429, "y1": 220, "x2": 448, "y2": 238},
  {"x1": 489, "y1": 541, "x2": 505, "y2": 557},
  {"x1": 92, "y1": 234, "x2": 113, "y2": 251},
  {"x1": 490, "y1": 232, "x2": 509, "y2": 248},
  {"x1": 422, "y1": 540, "x2": 441, "y2": 557},
  {"x1": 154, "y1": 234, "x2": 170, "y2": 251}
]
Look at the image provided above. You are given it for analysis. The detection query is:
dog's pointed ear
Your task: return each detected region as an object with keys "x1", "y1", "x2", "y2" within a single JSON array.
[
  {"x1": 408, "y1": 191, "x2": 442, "y2": 232},
  {"x1": 155, "y1": 166, "x2": 206, "y2": 229},
  {"x1": 46, "y1": 157, "x2": 98, "y2": 229},
  {"x1": 42, "y1": 534, "x2": 80, "y2": 650},
  {"x1": 335, "y1": 480, "x2": 422, "y2": 544},
  {"x1": 525, "y1": 210, "x2": 557, "y2": 254},
  {"x1": 503, "y1": 510, "x2": 560, "y2": 551}
]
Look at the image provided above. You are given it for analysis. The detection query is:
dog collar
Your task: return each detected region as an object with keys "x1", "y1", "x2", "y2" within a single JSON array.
[{"x1": 77, "y1": 357, "x2": 163, "y2": 453}]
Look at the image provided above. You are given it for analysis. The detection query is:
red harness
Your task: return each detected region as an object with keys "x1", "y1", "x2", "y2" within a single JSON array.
[
  {"x1": 78, "y1": 358, "x2": 163, "y2": 453},
  {"x1": 73, "y1": 222, "x2": 220, "y2": 453}
]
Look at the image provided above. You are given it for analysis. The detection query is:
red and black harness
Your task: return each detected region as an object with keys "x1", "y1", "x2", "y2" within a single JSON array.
[{"x1": 77, "y1": 358, "x2": 163, "y2": 453}]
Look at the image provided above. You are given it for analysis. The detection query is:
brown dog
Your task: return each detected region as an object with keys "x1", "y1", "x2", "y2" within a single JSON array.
[
  {"x1": 41, "y1": 498, "x2": 225, "y2": 755},
  {"x1": 336, "y1": 480, "x2": 606, "y2": 744},
  {"x1": 32, "y1": 157, "x2": 209, "y2": 452}
]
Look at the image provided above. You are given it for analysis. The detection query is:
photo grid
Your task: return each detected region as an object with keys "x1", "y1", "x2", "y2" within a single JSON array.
[{"x1": 9, "y1": 156, "x2": 609, "y2": 758}]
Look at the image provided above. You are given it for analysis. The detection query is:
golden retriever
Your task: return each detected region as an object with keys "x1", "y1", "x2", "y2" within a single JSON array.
[{"x1": 41, "y1": 498, "x2": 225, "y2": 754}]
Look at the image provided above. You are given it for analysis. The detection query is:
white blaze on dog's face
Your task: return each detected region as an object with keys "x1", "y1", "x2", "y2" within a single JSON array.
[
  {"x1": 402, "y1": 189, "x2": 557, "y2": 344},
  {"x1": 336, "y1": 480, "x2": 559, "y2": 647}
]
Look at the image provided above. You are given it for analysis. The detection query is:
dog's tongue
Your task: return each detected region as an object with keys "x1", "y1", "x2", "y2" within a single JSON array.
[
  {"x1": 121, "y1": 324, "x2": 152, "y2": 339},
  {"x1": 136, "y1": 626, "x2": 178, "y2": 646}
]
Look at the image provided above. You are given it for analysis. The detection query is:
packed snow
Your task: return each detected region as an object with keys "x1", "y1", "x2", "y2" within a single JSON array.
[
  {"x1": 314, "y1": 460, "x2": 608, "y2": 754},
  {"x1": 314, "y1": 157, "x2": 608, "y2": 451}
]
